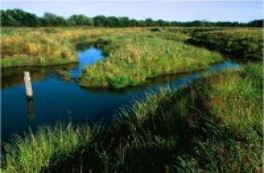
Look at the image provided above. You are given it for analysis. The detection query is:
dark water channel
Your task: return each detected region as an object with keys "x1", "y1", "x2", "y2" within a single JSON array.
[{"x1": 1, "y1": 47, "x2": 240, "y2": 142}]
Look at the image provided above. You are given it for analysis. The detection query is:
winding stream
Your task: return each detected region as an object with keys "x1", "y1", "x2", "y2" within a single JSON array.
[{"x1": 1, "y1": 47, "x2": 240, "y2": 142}]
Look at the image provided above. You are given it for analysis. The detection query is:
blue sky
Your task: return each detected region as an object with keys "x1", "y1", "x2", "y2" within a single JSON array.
[{"x1": 1, "y1": 1, "x2": 262, "y2": 22}]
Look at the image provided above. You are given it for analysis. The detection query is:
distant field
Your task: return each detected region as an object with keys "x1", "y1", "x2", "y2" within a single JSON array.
[
  {"x1": 2, "y1": 27, "x2": 261, "y2": 88},
  {"x1": 187, "y1": 27, "x2": 262, "y2": 61},
  {"x1": 1, "y1": 27, "x2": 143, "y2": 67}
]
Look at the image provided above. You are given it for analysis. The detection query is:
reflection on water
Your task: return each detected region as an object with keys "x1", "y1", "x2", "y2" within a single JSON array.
[
  {"x1": 1, "y1": 63, "x2": 77, "y2": 89},
  {"x1": 27, "y1": 98, "x2": 35, "y2": 121},
  {"x1": 1, "y1": 47, "x2": 240, "y2": 142}
]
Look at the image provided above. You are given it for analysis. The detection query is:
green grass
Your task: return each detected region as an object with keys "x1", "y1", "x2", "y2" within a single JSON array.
[
  {"x1": 107, "y1": 63, "x2": 262, "y2": 172},
  {"x1": 2, "y1": 27, "x2": 262, "y2": 172},
  {"x1": 188, "y1": 28, "x2": 263, "y2": 61},
  {"x1": 208, "y1": 63, "x2": 262, "y2": 133},
  {"x1": 2, "y1": 63, "x2": 262, "y2": 173},
  {"x1": 2, "y1": 27, "x2": 225, "y2": 89},
  {"x1": 1, "y1": 28, "x2": 77, "y2": 67},
  {"x1": 2, "y1": 26, "x2": 261, "y2": 68},
  {"x1": 80, "y1": 32, "x2": 223, "y2": 89},
  {"x1": 2, "y1": 124, "x2": 91, "y2": 173},
  {"x1": 1, "y1": 27, "x2": 140, "y2": 67}
]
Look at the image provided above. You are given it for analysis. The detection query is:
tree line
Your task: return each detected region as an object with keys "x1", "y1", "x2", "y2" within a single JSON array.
[{"x1": 1, "y1": 9, "x2": 263, "y2": 27}]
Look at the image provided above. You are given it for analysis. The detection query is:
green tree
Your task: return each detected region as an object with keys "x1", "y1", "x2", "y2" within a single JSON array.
[
  {"x1": 145, "y1": 18, "x2": 154, "y2": 26},
  {"x1": 93, "y1": 15, "x2": 108, "y2": 27},
  {"x1": 42, "y1": 13, "x2": 67, "y2": 26},
  {"x1": 68, "y1": 15, "x2": 93, "y2": 26},
  {"x1": 119, "y1": 17, "x2": 130, "y2": 27},
  {"x1": 106, "y1": 16, "x2": 120, "y2": 27},
  {"x1": 1, "y1": 9, "x2": 40, "y2": 26},
  {"x1": 247, "y1": 19, "x2": 263, "y2": 27}
]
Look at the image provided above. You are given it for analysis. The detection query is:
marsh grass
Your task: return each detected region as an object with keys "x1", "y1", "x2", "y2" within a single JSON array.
[
  {"x1": 1, "y1": 28, "x2": 77, "y2": 67},
  {"x1": 1, "y1": 27, "x2": 144, "y2": 67},
  {"x1": 2, "y1": 124, "x2": 91, "y2": 173},
  {"x1": 2, "y1": 63, "x2": 262, "y2": 173},
  {"x1": 80, "y1": 33, "x2": 224, "y2": 89},
  {"x1": 2, "y1": 27, "x2": 226, "y2": 89},
  {"x1": 1, "y1": 27, "x2": 262, "y2": 172},
  {"x1": 2, "y1": 27, "x2": 261, "y2": 68},
  {"x1": 187, "y1": 28, "x2": 263, "y2": 61}
]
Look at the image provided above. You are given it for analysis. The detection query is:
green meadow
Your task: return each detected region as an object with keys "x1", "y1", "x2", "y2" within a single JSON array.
[
  {"x1": 1, "y1": 26, "x2": 263, "y2": 173},
  {"x1": 2, "y1": 27, "x2": 224, "y2": 88},
  {"x1": 80, "y1": 32, "x2": 223, "y2": 89}
]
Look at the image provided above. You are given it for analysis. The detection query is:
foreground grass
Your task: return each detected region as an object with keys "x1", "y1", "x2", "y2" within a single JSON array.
[
  {"x1": 2, "y1": 124, "x2": 91, "y2": 173},
  {"x1": 80, "y1": 33, "x2": 223, "y2": 89},
  {"x1": 2, "y1": 63, "x2": 262, "y2": 173},
  {"x1": 187, "y1": 28, "x2": 262, "y2": 61}
]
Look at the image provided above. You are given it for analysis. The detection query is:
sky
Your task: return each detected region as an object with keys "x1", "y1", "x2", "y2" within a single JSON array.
[{"x1": 1, "y1": 1, "x2": 263, "y2": 22}]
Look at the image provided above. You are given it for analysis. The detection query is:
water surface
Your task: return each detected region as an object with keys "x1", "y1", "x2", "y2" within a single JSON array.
[
  {"x1": 70, "y1": 48, "x2": 104, "y2": 78},
  {"x1": 1, "y1": 47, "x2": 240, "y2": 141}
]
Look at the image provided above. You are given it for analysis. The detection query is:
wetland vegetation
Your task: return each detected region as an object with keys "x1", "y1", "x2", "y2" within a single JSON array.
[
  {"x1": 80, "y1": 32, "x2": 223, "y2": 89},
  {"x1": 3, "y1": 63, "x2": 262, "y2": 173},
  {"x1": 1, "y1": 8, "x2": 263, "y2": 173},
  {"x1": 188, "y1": 28, "x2": 263, "y2": 61}
]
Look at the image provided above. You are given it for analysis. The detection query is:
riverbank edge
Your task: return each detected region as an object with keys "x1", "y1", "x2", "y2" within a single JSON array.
[{"x1": 2, "y1": 63, "x2": 261, "y2": 172}]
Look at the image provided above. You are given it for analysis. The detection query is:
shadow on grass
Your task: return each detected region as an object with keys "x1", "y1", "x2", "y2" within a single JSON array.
[
  {"x1": 43, "y1": 79, "x2": 261, "y2": 173},
  {"x1": 184, "y1": 38, "x2": 262, "y2": 63}
]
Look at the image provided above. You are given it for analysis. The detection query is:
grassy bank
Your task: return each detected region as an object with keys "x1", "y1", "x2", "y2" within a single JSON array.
[
  {"x1": 2, "y1": 28, "x2": 76, "y2": 67},
  {"x1": 2, "y1": 27, "x2": 261, "y2": 69},
  {"x1": 1, "y1": 27, "x2": 144, "y2": 67},
  {"x1": 80, "y1": 32, "x2": 223, "y2": 89},
  {"x1": 0, "y1": 27, "x2": 198, "y2": 70},
  {"x1": 2, "y1": 63, "x2": 262, "y2": 173},
  {"x1": 187, "y1": 28, "x2": 263, "y2": 61}
]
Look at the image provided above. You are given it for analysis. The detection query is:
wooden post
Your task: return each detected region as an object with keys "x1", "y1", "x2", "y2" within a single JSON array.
[{"x1": 24, "y1": 71, "x2": 33, "y2": 99}]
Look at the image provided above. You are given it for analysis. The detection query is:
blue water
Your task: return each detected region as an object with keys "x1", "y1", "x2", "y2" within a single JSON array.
[
  {"x1": 1, "y1": 47, "x2": 240, "y2": 142},
  {"x1": 70, "y1": 48, "x2": 104, "y2": 78}
]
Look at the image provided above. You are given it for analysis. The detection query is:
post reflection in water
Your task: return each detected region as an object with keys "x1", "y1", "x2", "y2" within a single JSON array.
[{"x1": 27, "y1": 98, "x2": 35, "y2": 121}]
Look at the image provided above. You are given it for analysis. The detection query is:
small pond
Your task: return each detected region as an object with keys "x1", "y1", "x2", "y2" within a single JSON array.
[{"x1": 1, "y1": 47, "x2": 240, "y2": 142}]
